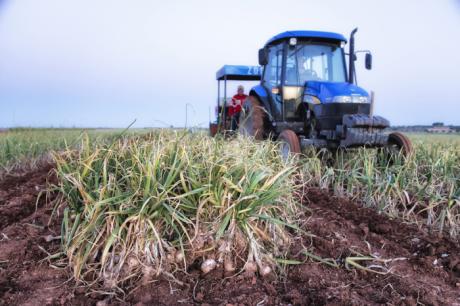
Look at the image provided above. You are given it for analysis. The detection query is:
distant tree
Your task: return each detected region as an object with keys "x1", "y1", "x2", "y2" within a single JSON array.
[{"x1": 432, "y1": 122, "x2": 444, "y2": 127}]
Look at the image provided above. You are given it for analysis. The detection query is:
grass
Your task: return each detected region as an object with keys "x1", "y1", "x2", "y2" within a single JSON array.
[
  {"x1": 52, "y1": 131, "x2": 301, "y2": 289},
  {"x1": 0, "y1": 128, "x2": 148, "y2": 174},
  {"x1": 407, "y1": 132, "x2": 460, "y2": 144}
]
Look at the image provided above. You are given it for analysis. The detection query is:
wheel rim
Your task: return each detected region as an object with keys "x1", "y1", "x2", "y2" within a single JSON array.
[
  {"x1": 239, "y1": 109, "x2": 253, "y2": 137},
  {"x1": 280, "y1": 141, "x2": 291, "y2": 161},
  {"x1": 277, "y1": 129, "x2": 301, "y2": 161}
]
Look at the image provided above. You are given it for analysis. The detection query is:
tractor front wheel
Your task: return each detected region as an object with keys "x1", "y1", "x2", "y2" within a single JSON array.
[
  {"x1": 277, "y1": 129, "x2": 301, "y2": 161},
  {"x1": 238, "y1": 96, "x2": 265, "y2": 140},
  {"x1": 387, "y1": 132, "x2": 413, "y2": 157},
  {"x1": 380, "y1": 132, "x2": 413, "y2": 164}
]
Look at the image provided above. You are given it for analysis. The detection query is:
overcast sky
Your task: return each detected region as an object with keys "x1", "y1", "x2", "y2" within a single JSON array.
[{"x1": 0, "y1": 0, "x2": 459, "y2": 128}]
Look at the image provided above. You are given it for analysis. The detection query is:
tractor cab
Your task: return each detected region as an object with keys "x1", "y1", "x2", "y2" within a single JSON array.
[
  {"x1": 210, "y1": 65, "x2": 261, "y2": 136},
  {"x1": 252, "y1": 30, "x2": 376, "y2": 137},
  {"x1": 258, "y1": 31, "x2": 352, "y2": 124}
]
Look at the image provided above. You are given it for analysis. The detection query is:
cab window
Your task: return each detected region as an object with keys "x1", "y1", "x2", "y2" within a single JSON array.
[{"x1": 263, "y1": 44, "x2": 283, "y2": 87}]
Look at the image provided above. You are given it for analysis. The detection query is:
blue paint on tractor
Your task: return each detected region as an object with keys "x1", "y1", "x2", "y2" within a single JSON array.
[
  {"x1": 265, "y1": 30, "x2": 347, "y2": 46},
  {"x1": 250, "y1": 84, "x2": 271, "y2": 114},
  {"x1": 304, "y1": 81, "x2": 369, "y2": 104},
  {"x1": 251, "y1": 84, "x2": 268, "y2": 98}
]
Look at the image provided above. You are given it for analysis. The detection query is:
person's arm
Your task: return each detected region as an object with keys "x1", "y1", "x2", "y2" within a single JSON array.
[
  {"x1": 232, "y1": 95, "x2": 238, "y2": 105},
  {"x1": 237, "y1": 95, "x2": 247, "y2": 105}
]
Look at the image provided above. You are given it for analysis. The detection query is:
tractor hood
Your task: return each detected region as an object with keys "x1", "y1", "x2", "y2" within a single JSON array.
[{"x1": 304, "y1": 81, "x2": 369, "y2": 104}]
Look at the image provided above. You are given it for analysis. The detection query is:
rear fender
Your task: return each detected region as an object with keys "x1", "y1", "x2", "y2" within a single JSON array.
[{"x1": 250, "y1": 85, "x2": 273, "y2": 121}]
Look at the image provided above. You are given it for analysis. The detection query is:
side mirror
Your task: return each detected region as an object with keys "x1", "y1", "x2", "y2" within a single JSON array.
[
  {"x1": 365, "y1": 53, "x2": 372, "y2": 70},
  {"x1": 258, "y1": 48, "x2": 268, "y2": 66}
]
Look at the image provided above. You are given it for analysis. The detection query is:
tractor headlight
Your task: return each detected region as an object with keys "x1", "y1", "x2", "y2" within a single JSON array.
[
  {"x1": 332, "y1": 95, "x2": 369, "y2": 103},
  {"x1": 303, "y1": 95, "x2": 321, "y2": 104}
]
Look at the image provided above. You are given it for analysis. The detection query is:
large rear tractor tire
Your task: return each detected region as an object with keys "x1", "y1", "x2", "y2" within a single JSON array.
[
  {"x1": 277, "y1": 129, "x2": 301, "y2": 161},
  {"x1": 238, "y1": 96, "x2": 265, "y2": 140}
]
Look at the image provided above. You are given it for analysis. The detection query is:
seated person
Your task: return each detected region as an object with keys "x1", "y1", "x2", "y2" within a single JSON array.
[{"x1": 231, "y1": 85, "x2": 248, "y2": 130}]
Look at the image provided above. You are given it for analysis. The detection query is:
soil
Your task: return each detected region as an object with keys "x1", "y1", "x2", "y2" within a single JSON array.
[{"x1": 1, "y1": 165, "x2": 459, "y2": 306}]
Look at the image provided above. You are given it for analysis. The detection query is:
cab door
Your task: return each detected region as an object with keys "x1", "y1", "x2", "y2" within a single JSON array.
[{"x1": 262, "y1": 44, "x2": 284, "y2": 121}]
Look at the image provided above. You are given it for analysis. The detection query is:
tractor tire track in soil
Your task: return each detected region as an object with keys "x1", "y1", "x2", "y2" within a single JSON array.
[{"x1": 0, "y1": 165, "x2": 459, "y2": 305}]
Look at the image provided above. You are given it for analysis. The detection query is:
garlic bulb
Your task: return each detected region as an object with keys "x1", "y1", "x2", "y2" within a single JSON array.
[
  {"x1": 224, "y1": 258, "x2": 235, "y2": 272},
  {"x1": 127, "y1": 256, "x2": 139, "y2": 268},
  {"x1": 201, "y1": 259, "x2": 217, "y2": 274},
  {"x1": 175, "y1": 251, "x2": 184, "y2": 263},
  {"x1": 259, "y1": 265, "x2": 272, "y2": 277},
  {"x1": 244, "y1": 261, "x2": 257, "y2": 273}
]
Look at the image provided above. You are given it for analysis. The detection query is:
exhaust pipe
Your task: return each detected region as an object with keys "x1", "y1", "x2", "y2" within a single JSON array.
[
  {"x1": 348, "y1": 28, "x2": 358, "y2": 84},
  {"x1": 370, "y1": 91, "x2": 375, "y2": 119}
]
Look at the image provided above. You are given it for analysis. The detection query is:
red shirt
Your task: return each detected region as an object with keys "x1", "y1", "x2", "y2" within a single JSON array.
[{"x1": 231, "y1": 94, "x2": 247, "y2": 115}]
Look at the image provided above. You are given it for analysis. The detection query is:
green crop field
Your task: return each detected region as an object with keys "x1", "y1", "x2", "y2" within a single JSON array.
[
  {"x1": 0, "y1": 128, "x2": 151, "y2": 173},
  {"x1": 408, "y1": 132, "x2": 460, "y2": 144},
  {"x1": 2, "y1": 129, "x2": 458, "y2": 237},
  {"x1": 1, "y1": 129, "x2": 459, "y2": 295}
]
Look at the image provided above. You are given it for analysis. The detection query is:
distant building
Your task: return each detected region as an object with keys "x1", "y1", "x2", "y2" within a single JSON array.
[{"x1": 427, "y1": 123, "x2": 453, "y2": 133}]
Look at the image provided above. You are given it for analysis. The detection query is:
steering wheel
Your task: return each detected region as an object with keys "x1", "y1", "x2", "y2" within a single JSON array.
[{"x1": 303, "y1": 69, "x2": 318, "y2": 79}]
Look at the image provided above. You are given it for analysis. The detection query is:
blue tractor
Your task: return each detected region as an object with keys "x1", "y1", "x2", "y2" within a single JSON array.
[{"x1": 212, "y1": 29, "x2": 412, "y2": 158}]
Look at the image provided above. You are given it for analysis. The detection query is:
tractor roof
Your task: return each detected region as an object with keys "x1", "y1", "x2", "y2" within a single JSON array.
[
  {"x1": 266, "y1": 30, "x2": 347, "y2": 46},
  {"x1": 216, "y1": 65, "x2": 262, "y2": 81}
]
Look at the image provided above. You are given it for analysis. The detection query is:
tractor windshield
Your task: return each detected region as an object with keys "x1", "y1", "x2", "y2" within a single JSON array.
[{"x1": 285, "y1": 43, "x2": 346, "y2": 85}]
